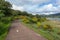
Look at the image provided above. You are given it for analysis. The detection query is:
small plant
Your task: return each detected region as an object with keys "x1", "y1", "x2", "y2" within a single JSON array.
[
  {"x1": 1, "y1": 17, "x2": 12, "y2": 24},
  {"x1": 20, "y1": 15, "x2": 27, "y2": 19},
  {"x1": 31, "y1": 17, "x2": 38, "y2": 23},
  {"x1": 23, "y1": 19, "x2": 30, "y2": 23},
  {"x1": 36, "y1": 22, "x2": 41, "y2": 28},
  {"x1": 57, "y1": 32, "x2": 60, "y2": 35},
  {"x1": 43, "y1": 24, "x2": 52, "y2": 31},
  {"x1": 22, "y1": 17, "x2": 30, "y2": 23}
]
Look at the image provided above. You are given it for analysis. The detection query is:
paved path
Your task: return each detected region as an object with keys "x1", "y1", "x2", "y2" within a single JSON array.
[{"x1": 6, "y1": 20, "x2": 47, "y2": 40}]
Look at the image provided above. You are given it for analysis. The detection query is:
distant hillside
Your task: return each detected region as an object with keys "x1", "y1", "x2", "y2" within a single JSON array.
[
  {"x1": 50, "y1": 13, "x2": 60, "y2": 16},
  {"x1": 46, "y1": 13, "x2": 60, "y2": 18}
]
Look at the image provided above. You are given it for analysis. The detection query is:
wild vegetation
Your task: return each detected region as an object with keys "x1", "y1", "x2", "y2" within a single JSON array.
[
  {"x1": 0, "y1": 0, "x2": 60, "y2": 40},
  {"x1": 20, "y1": 16, "x2": 60, "y2": 40},
  {"x1": 0, "y1": 0, "x2": 32, "y2": 40}
]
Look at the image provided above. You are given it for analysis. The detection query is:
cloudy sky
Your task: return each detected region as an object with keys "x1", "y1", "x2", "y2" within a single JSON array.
[{"x1": 6, "y1": 0, "x2": 60, "y2": 15}]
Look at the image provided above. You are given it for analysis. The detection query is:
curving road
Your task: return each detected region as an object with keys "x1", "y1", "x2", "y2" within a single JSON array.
[{"x1": 6, "y1": 20, "x2": 47, "y2": 40}]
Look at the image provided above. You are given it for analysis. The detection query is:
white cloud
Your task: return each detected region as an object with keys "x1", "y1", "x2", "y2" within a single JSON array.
[
  {"x1": 12, "y1": 4, "x2": 60, "y2": 15},
  {"x1": 30, "y1": 4, "x2": 60, "y2": 15},
  {"x1": 42, "y1": 4, "x2": 58, "y2": 11},
  {"x1": 6, "y1": 0, "x2": 60, "y2": 15},
  {"x1": 7, "y1": 0, "x2": 51, "y2": 5},
  {"x1": 12, "y1": 4, "x2": 24, "y2": 11},
  {"x1": 40, "y1": 4, "x2": 57, "y2": 11}
]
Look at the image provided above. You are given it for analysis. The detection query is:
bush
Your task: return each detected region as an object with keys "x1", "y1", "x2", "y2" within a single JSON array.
[
  {"x1": 32, "y1": 17, "x2": 38, "y2": 22},
  {"x1": 57, "y1": 32, "x2": 60, "y2": 35},
  {"x1": 43, "y1": 24, "x2": 52, "y2": 31},
  {"x1": 23, "y1": 19, "x2": 30, "y2": 23},
  {"x1": 20, "y1": 15, "x2": 27, "y2": 19},
  {"x1": 0, "y1": 22, "x2": 10, "y2": 35},
  {"x1": 39, "y1": 17, "x2": 46, "y2": 22},
  {"x1": 22, "y1": 17, "x2": 30, "y2": 23},
  {"x1": 1, "y1": 17, "x2": 12, "y2": 24},
  {"x1": 29, "y1": 17, "x2": 38, "y2": 23},
  {"x1": 36, "y1": 22, "x2": 41, "y2": 28}
]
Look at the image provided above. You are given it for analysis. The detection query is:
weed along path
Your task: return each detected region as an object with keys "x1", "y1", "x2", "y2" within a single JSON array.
[{"x1": 6, "y1": 20, "x2": 47, "y2": 40}]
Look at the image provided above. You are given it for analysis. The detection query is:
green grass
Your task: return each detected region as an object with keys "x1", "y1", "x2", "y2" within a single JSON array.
[
  {"x1": 20, "y1": 20, "x2": 60, "y2": 40},
  {"x1": 0, "y1": 23, "x2": 11, "y2": 40},
  {"x1": 0, "y1": 17, "x2": 11, "y2": 40},
  {"x1": 0, "y1": 32, "x2": 7, "y2": 40}
]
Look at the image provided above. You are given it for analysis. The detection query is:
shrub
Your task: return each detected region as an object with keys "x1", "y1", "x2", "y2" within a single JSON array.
[
  {"x1": 32, "y1": 17, "x2": 38, "y2": 22},
  {"x1": 57, "y1": 32, "x2": 60, "y2": 35},
  {"x1": 40, "y1": 17, "x2": 46, "y2": 22},
  {"x1": 22, "y1": 17, "x2": 30, "y2": 23},
  {"x1": 1, "y1": 17, "x2": 12, "y2": 24},
  {"x1": 0, "y1": 22, "x2": 9, "y2": 35},
  {"x1": 43, "y1": 24, "x2": 52, "y2": 31},
  {"x1": 36, "y1": 22, "x2": 41, "y2": 28},
  {"x1": 20, "y1": 15, "x2": 27, "y2": 19},
  {"x1": 30, "y1": 17, "x2": 38, "y2": 23},
  {"x1": 23, "y1": 19, "x2": 30, "y2": 23}
]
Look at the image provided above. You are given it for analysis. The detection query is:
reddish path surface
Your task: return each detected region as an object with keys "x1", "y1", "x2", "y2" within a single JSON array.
[{"x1": 6, "y1": 20, "x2": 47, "y2": 40}]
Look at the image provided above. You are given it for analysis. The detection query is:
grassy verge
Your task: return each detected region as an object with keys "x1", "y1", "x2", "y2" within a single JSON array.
[
  {"x1": 20, "y1": 20, "x2": 60, "y2": 40},
  {"x1": 0, "y1": 32, "x2": 7, "y2": 40},
  {"x1": 0, "y1": 24, "x2": 11, "y2": 40},
  {"x1": 0, "y1": 17, "x2": 12, "y2": 40}
]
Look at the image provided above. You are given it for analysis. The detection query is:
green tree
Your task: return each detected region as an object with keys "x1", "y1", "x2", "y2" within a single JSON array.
[
  {"x1": 22, "y1": 11, "x2": 29, "y2": 16},
  {"x1": 0, "y1": 0, "x2": 12, "y2": 16},
  {"x1": 11, "y1": 10, "x2": 22, "y2": 16}
]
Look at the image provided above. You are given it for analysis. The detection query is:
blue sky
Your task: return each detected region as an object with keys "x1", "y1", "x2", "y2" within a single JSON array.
[{"x1": 6, "y1": 0, "x2": 60, "y2": 15}]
